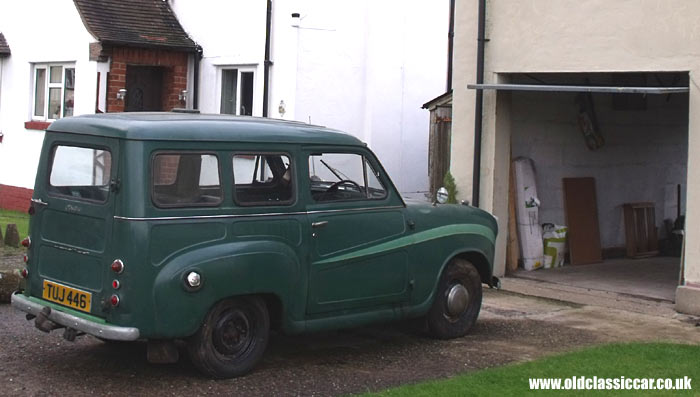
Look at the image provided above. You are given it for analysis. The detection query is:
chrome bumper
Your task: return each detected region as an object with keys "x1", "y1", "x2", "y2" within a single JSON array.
[{"x1": 11, "y1": 292, "x2": 140, "y2": 341}]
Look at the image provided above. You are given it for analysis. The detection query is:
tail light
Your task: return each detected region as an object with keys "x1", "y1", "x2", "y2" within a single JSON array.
[
  {"x1": 110, "y1": 295, "x2": 120, "y2": 307},
  {"x1": 111, "y1": 259, "x2": 124, "y2": 274},
  {"x1": 21, "y1": 268, "x2": 28, "y2": 278},
  {"x1": 21, "y1": 237, "x2": 31, "y2": 248},
  {"x1": 112, "y1": 280, "x2": 120, "y2": 289},
  {"x1": 23, "y1": 255, "x2": 28, "y2": 263}
]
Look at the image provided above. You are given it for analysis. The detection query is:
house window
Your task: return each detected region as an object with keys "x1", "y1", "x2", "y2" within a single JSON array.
[
  {"x1": 33, "y1": 64, "x2": 75, "y2": 121},
  {"x1": 220, "y1": 68, "x2": 254, "y2": 116}
]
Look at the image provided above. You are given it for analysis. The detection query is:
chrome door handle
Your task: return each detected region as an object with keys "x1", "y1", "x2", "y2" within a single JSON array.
[
  {"x1": 311, "y1": 221, "x2": 328, "y2": 229},
  {"x1": 31, "y1": 198, "x2": 48, "y2": 206}
]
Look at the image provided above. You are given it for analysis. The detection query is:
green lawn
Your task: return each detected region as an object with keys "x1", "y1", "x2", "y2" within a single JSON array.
[
  {"x1": 366, "y1": 343, "x2": 699, "y2": 396},
  {"x1": 0, "y1": 208, "x2": 30, "y2": 242}
]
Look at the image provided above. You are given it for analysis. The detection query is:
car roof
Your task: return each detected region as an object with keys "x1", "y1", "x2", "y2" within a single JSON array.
[{"x1": 47, "y1": 112, "x2": 365, "y2": 146}]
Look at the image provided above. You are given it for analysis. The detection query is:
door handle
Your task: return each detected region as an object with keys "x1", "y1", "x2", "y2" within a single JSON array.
[
  {"x1": 31, "y1": 198, "x2": 48, "y2": 206},
  {"x1": 311, "y1": 221, "x2": 328, "y2": 229}
]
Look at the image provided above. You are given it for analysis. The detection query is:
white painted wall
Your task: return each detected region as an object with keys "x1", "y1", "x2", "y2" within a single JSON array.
[
  {"x1": 174, "y1": 0, "x2": 449, "y2": 194},
  {"x1": 277, "y1": 0, "x2": 449, "y2": 193},
  {"x1": 511, "y1": 90, "x2": 688, "y2": 249},
  {"x1": 170, "y1": 0, "x2": 267, "y2": 116},
  {"x1": 0, "y1": 0, "x2": 97, "y2": 188}
]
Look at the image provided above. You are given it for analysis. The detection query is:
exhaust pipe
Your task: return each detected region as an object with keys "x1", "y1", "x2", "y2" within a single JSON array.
[{"x1": 34, "y1": 307, "x2": 63, "y2": 333}]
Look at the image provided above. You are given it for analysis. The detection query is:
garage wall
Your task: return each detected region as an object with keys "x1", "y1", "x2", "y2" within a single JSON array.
[{"x1": 511, "y1": 91, "x2": 688, "y2": 248}]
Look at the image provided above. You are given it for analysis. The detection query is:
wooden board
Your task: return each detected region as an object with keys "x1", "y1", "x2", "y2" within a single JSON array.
[
  {"x1": 623, "y1": 202, "x2": 659, "y2": 258},
  {"x1": 562, "y1": 177, "x2": 602, "y2": 265},
  {"x1": 505, "y1": 160, "x2": 520, "y2": 273}
]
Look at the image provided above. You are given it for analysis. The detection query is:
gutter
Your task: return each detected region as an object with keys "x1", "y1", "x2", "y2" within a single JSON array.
[
  {"x1": 472, "y1": 0, "x2": 486, "y2": 207},
  {"x1": 446, "y1": 0, "x2": 455, "y2": 90},
  {"x1": 262, "y1": 0, "x2": 273, "y2": 117}
]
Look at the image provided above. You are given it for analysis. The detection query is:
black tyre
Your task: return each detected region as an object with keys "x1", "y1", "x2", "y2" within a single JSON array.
[
  {"x1": 187, "y1": 296, "x2": 269, "y2": 378},
  {"x1": 426, "y1": 259, "x2": 482, "y2": 339}
]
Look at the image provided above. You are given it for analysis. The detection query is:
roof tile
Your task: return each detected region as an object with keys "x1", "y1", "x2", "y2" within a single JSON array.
[{"x1": 73, "y1": 0, "x2": 197, "y2": 52}]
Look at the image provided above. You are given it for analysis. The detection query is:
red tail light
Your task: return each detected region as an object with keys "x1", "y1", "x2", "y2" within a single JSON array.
[
  {"x1": 110, "y1": 295, "x2": 120, "y2": 307},
  {"x1": 112, "y1": 280, "x2": 120, "y2": 289},
  {"x1": 23, "y1": 255, "x2": 28, "y2": 263},
  {"x1": 111, "y1": 259, "x2": 124, "y2": 274},
  {"x1": 21, "y1": 268, "x2": 28, "y2": 278},
  {"x1": 21, "y1": 237, "x2": 31, "y2": 248}
]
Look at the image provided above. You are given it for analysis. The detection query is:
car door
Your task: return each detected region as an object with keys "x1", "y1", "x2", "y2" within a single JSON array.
[
  {"x1": 29, "y1": 133, "x2": 119, "y2": 316},
  {"x1": 304, "y1": 148, "x2": 410, "y2": 314}
]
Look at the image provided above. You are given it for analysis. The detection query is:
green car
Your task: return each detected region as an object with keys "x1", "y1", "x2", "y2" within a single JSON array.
[{"x1": 12, "y1": 112, "x2": 498, "y2": 378}]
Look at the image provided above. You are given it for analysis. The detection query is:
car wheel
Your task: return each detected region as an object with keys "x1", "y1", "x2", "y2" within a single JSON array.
[
  {"x1": 426, "y1": 258, "x2": 482, "y2": 339},
  {"x1": 187, "y1": 296, "x2": 269, "y2": 378}
]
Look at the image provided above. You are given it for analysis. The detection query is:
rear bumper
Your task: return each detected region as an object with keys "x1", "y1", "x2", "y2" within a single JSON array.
[{"x1": 11, "y1": 292, "x2": 140, "y2": 341}]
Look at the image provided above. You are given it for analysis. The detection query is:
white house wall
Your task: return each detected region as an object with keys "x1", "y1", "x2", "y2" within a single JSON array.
[
  {"x1": 173, "y1": 0, "x2": 449, "y2": 194},
  {"x1": 286, "y1": 0, "x2": 449, "y2": 194},
  {"x1": 170, "y1": 0, "x2": 268, "y2": 116},
  {"x1": 0, "y1": 0, "x2": 97, "y2": 188}
]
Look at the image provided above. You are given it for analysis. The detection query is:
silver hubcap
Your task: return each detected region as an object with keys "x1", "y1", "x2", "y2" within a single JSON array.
[{"x1": 446, "y1": 284, "x2": 469, "y2": 317}]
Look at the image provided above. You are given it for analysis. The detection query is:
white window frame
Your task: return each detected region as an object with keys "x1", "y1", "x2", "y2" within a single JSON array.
[
  {"x1": 217, "y1": 65, "x2": 256, "y2": 116},
  {"x1": 32, "y1": 63, "x2": 75, "y2": 122}
]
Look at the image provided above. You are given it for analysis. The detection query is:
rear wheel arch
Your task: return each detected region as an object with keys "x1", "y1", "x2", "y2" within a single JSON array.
[{"x1": 151, "y1": 244, "x2": 299, "y2": 337}]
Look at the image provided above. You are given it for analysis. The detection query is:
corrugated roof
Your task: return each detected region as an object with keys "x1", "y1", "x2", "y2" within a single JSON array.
[
  {"x1": 73, "y1": 0, "x2": 198, "y2": 52},
  {"x1": 0, "y1": 33, "x2": 10, "y2": 56},
  {"x1": 422, "y1": 90, "x2": 452, "y2": 110}
]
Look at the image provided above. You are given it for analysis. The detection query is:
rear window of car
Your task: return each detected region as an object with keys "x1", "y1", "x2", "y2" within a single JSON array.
[
  {"x1": 48, "y1": 145, "x2": 112, "y2": 202},
  {"x1": 152, "y1": 152, "x2": 223, "y2": 208}
]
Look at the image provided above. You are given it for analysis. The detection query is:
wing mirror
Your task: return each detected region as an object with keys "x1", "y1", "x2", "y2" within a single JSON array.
[{"x1": 436, "y1": 187, "x2": 449, "y2": 204}]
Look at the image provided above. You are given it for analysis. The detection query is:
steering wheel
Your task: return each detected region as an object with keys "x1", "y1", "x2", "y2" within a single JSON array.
[{"x1": 326, "y1": 179, "x2": 362, "y2": 193}]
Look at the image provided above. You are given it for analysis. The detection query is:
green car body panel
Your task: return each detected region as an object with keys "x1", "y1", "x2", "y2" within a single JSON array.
[{"x1": 18, "y1": 113, "x2": 497, "y2": 340}]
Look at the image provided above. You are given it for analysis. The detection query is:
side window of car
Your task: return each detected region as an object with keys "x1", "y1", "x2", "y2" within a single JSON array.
[
  {"x1": 152, "y1": 153, "x2": 223, "y2": 207},
  {"x1": 232, "y1": 154, "x2": 294, "y2": 205},
  {"x1": 309, "y1": 152, "x2": 387, "y2": 202}
]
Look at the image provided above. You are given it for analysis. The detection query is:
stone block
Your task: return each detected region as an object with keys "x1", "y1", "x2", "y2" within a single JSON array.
[{"x1": 4, "y1": 224, "x2": 19, "y2": 248}]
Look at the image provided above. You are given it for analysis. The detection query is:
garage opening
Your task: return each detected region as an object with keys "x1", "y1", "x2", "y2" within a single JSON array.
[{"x1": 479, "y1": 72, "x2": 688, "y2": 302}]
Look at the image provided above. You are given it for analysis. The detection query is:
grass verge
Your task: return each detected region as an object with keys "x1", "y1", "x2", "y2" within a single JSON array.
[{"x1": 366, "y1": 343, "x2": 699, "y2": 396}]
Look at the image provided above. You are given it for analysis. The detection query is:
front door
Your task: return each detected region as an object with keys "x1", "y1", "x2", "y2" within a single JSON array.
[
  {"x1": 125, "y1": 66, "x2": 164, "y2": 112},
  {"x1": 305, "y1": 149, "x2": 409, "y2": 314}
]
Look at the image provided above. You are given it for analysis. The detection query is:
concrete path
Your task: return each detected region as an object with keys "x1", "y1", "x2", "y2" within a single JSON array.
[{"x1": 512, "y1": 256, "x2": 680, "y2": 302}]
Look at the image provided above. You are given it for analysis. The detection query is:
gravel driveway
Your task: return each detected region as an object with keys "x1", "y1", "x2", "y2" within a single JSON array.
[{"x1": 1, "y1": 288, "x2": 697, "y2": 396}]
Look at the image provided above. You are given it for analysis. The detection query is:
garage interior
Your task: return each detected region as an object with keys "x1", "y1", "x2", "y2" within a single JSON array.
[{"x1": 496, "y1": 72, "x2": 689, "y2": 303}]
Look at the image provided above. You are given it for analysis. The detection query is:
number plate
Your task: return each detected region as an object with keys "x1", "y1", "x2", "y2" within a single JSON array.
[{"x1": 42, "y1": 280, "x2": 92, "y2": 313}]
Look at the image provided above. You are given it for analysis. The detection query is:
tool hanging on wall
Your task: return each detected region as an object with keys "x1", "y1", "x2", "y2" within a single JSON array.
[{"x1": 575, "y1": 80, "x2": 605, "y2": 150}]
